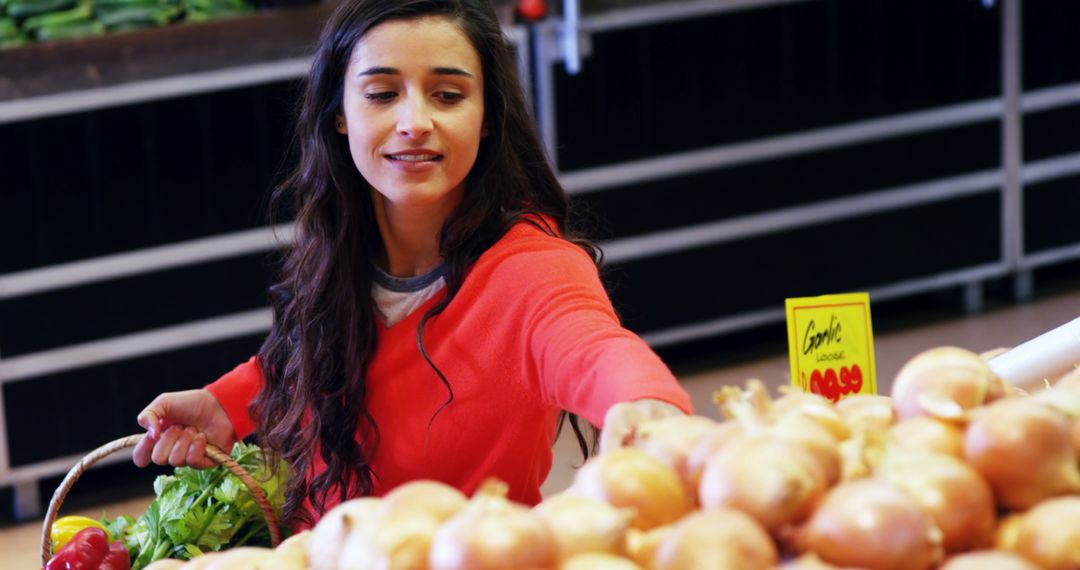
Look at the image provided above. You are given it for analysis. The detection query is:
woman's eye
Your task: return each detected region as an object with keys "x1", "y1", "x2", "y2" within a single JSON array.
[
  {"x1": 435, "y1": 91, "x2": 465, "y2": 103},
  {"x1": 364, "y1": 92, "x2": 396, "y2": 102}
]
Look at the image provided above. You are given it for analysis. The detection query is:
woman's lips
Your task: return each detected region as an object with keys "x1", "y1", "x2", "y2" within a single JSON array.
[{"x1": 385, "y1": 150, "x2": 443, "y2": 172}]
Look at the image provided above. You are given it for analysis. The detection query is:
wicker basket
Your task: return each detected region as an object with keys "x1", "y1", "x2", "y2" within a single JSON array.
[{"x1": 40, "y1": 433, "x2": 282, "y2": 566}]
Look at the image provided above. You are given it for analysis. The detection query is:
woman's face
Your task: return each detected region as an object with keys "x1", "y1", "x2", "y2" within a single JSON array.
[{"x1": 338, "y1": 16, "x2": 485, "y2": 215}]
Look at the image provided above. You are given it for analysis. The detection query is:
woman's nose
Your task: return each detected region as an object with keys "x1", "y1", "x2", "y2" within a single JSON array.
[{"x1": 396, "y1": 95, "x2": 433, "y2": 139}]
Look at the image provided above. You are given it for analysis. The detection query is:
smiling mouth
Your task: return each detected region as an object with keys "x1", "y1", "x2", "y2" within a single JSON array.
[{"x1": 386, "y1": 154, "x2": 443, "y2": 162}]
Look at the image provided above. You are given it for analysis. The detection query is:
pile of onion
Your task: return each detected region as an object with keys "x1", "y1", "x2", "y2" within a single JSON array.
[
  {"x1": 963, "y1": 397, "x2": 1080, "y2": 509},
  {"x1": 308, "y1": 480, "x2": 467, "y2": 570},
  {"x1": 871, "y1": 443, "x2": 996, "y2": 552},
  {"x1": 891, "y1": 346, "x2": 1007, "y2": 421},
  {"x1": 566, "y1": 447, "x2": 693, "y2": 530},
  {"x1": 532, "y1": 493, "x2": 634, "y2": 559},
  {"x1": 650, "y1": 509, "x2": 777, "y2": 570},
  {"x1": 793, "y1": 478, "x2": 943, "y2": 570},
  {"x1": 835, "y1": 393, "x2": 895, "y2": 431},
  {"x1": 428, "y1": 479, "x2": 556, "y2": 570},
  {"x1": 1008, "y1": 496, "x2": 1080, "y2": 570},
  {"x1": 625, "y1": 414, "x2": 719, "y2": 494}
]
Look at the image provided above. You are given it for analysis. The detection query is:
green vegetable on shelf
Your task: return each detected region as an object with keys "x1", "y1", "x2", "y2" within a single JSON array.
[
  {"x1": 5, "y1": 0, "x2": 72, "y2": 19},
  {"x1": 96, "y1": 5, "x2": 180, "y2": 29},
  {"x1": 183, "y1": 0, "x2": 252, "y2": 20},
  {"x1": 0, "y1": 17, "x2": 20, "y2": 36},
  {"x1": 34, "y1": 19, "x2": 103, "y2": 39},
  {"x1": 103, "y1": 442, "x2": 289, "y2": 570},
  {"x1": 21, "y1": 1, "x2": 90, "y2": 31}
]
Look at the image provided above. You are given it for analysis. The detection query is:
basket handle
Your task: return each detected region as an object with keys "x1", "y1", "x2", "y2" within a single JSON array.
[{"x1": 40, "y1": 434, "x2": 282, "y2": 566}]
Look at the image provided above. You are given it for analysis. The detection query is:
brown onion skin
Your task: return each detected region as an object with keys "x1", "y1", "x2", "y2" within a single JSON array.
[
  {"x1": 570, "y1": 448, "x2": 693, "y2": 530},
  {"x1": 940, "y1": 550, "x2": 1039, "y2": 570},
  {"x1": 684, "y1": 421, "x2": 744, "y2": 490},
  {"x1": 796, "y1": 479, "x2": 943, "y2": 570},
  {"x1": 1011, "y1": 496, "x2": 1080, "y2": 570},
  {"x1": 772, "y1": 390, "x2": 852, "y2": 441},
  {"x1": 382, "y1": 480, "x2": 467, "y2": 522},
  {"x1": 891, "y1": 346, "x2": 1004, "y2": 420},
  {"x1": 963, "y1": 398, "x2": 1080, "y2": 510},
  {"x1": 629, "y1": 415, "x2": 719, "y2": 494},
  {"x1": 769, "y1": 412, "x2": 843, "y2": 485},
  {"x1": 876, "y1": 449, "x2": 996, "y2": 553},
  {"x1": 835, "y1": 394, "x2": 896, "y2": 432},
  {"x1": 890, "y1": 416, "x2": 965, "y2": 459},
  {"x1": 532, "y1": 493, "x2": 633, "y2": 559},
  {"x1": 559, "y1": 553, "x2": 642, "y2": 570},
  {"x1": 775, "y1": 554, "x2": 857, "y2": 569},
  {"x1": 651, "y1": 509, "x2": 777, "y2": 570},
  {"x1": 428, "y1": 484, "x2": 557, "y2": 570},
  {"x1": 698, "y1": 434, "x2": 828, "y2": 534}
]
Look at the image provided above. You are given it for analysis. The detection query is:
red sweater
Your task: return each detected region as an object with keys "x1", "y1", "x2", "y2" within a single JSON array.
[{"x1": 206, "y1": 219, "x2": 692, "y2": 518}]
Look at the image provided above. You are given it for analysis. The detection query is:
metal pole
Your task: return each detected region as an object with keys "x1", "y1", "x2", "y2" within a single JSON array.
[{"x1": 1002, "y1": 0, "x2": 1029, "y2": 299}]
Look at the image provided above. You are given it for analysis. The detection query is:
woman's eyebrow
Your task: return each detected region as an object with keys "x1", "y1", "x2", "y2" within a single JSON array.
[{"x1": 356, "y1": 66, "x2": 474, "y2": 78}]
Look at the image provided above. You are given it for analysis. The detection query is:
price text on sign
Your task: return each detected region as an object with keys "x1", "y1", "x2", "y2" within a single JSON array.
[{"x1": 786, "y1": 293, "x2": 877, "y2": 402}]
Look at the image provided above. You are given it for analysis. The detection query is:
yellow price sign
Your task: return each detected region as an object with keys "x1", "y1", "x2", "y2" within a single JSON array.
[{"x1": 786, "y1": 292, "x2": 877, "y2": 402}]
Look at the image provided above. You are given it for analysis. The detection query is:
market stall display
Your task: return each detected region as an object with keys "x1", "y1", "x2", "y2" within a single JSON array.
[{"x1": 40, "y1": 345, "x2": 1080, "y2": 569}]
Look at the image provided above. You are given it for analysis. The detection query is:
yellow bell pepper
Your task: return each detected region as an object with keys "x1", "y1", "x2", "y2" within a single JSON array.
[{"x1": 50, "y1": 515, "x2": 112, "y2": 552}]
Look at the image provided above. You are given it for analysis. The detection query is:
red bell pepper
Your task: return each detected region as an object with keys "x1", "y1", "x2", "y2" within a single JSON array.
[{"x1": 44, "y1": 527, "x2": 130, "y2": 570}]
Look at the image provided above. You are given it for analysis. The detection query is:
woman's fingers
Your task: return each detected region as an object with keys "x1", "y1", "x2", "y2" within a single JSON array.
[
  {"x1": 167, "y1": 428, "x2": 195, "y2": 467},
  {"x1": 186, "y1": 433, "x2": 214, "y2": 469},
  {"x1": 150, "y1": 425, "x2": 184, "y2": 465},
  {"x1": 132, "y1": 432, "x2": 156, "y2": 468}
]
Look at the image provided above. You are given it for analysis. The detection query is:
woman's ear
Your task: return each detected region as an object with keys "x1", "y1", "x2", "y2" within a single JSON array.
[{"x1": 336, "y1": 115, "x2": 347, "y2": 134}]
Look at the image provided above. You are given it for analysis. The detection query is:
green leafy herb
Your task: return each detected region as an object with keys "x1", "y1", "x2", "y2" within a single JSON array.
[{"x1": 104, "y1": 442, "x2": 289, "y2": 570}]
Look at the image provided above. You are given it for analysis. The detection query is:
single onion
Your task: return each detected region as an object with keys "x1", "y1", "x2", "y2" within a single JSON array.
[
  {"x1": 769, "y1": 411, "x2": 842, "y2": 484},
  {"x1": 875, "y1": 448, "x2": 995, "y2": 553},
  {"x1": 890, "y1": 416, "x2": 965, "y2": 458},
  {"x1": 714, "y1": 385, "x2": 841, "y2": 485},
  {"x1": 772, "y1": 388, "x2": 852, "y2": 441},
  {"x1": 428, "y1": 479, "x2": 556, "y2": 570},
  {"x1": 963, "y1": 397, "x2": 1080, "y2": 509},
  {"x1": 627, "y1": 414, "x2": 719, "y2": 494},
  {"x1": 1033, "y1": 382, "x2": 1080, "y2": 460},
  {"x1": 338, "y1": 510, "x2": 441, "y2": 570},
  {"x1": 891, "y1": 346, "x2": 1006, "y2": 420},
  {"x1": 775, "y1": 554, "x2": 850, "y2": 569},
  {"x1": 940, "y1": 550, "x2": 1039, "y2": 570},
  {"x1": 267, "y1": 530, "x2": 310, "y2": 569},
  {"x1": 567, "y1": 447, "x2": 692, "y2": 530},
  {"x1": 532, "y1": 493, "x2": 634, "y2": 559},
  {"x1": 307, "y1": 497, "x2": 383, "y2": 570},
  {"x1": 835, "y1": 394, "x2": 895, "y2": 432},
  {"x1": 1010, "y1": 496, "x2": 1080, "y2": 570},
  {"x1": 651, "y1": 509, "x2": 777, "y2": 570},
  {"x1": 684, "y1": 420, "x2": 744, "y2": 490},
  {"x1": 559, "y1": 553, "x2": 641, "y2": 570},
  {"x1": 994, "y1": 514, "x2": 1025, "y2": 551},
  {"x1": 794, "y1": 479, "x2": 943, "y2": 570},
  {"x1": 381, "y1": 480, "x2": 467, "y2": 522},
  {"x1": 624, "y1": 525, "x2": 672, "y2": 568},
  {"x1": 190, "y1": 547, "x2": 274, "y2": 569},
  {"x1": 698, "y1": 434, "x2": 828, "y2": 534}
]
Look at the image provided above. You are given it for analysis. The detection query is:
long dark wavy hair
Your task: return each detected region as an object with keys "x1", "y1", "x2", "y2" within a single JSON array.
[{"x1": 253, "y1": 0, "x2": 600, "y2": 527}]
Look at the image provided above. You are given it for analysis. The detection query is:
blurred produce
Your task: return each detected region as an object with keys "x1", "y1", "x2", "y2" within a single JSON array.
[
  {"x1": 0, "y1": 0, "x2": 255, "y2": 47},
  {"x1": 91, "y1": 344, "x2": 1080, "y2": 569}
]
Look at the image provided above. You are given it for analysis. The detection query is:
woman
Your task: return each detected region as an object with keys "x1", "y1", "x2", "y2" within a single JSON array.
[{"x1": 133, "y1": 0, "x2": 691, "y2": 529}]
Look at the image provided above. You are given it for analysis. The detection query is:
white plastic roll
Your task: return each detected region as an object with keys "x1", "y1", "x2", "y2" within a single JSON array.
[{"x1": 987, "y1": 316, "x2": 1080, "y2": 387}]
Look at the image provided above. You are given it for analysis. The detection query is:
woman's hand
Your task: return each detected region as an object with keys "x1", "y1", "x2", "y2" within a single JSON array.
[
  {"x1": 132, "y1": 389, "x2": 237, "y2": 469},
  {"x1": 599, "y1": 398, "x2": 686, "y2": 454}
]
